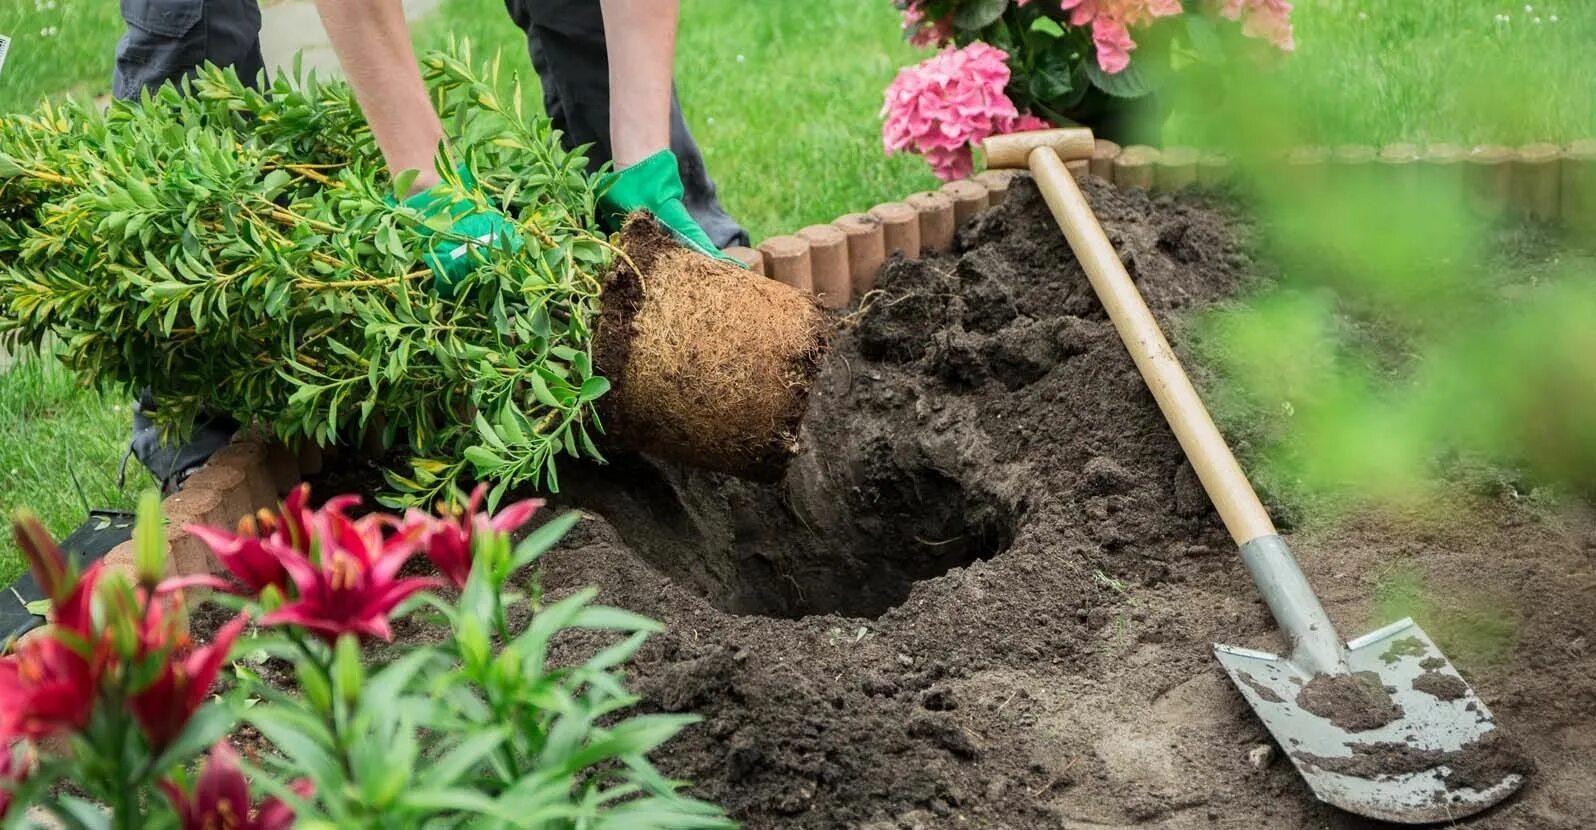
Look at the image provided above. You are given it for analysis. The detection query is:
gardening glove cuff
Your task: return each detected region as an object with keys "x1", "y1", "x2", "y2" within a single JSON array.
[
  {"x1": 598, "y1": 150, "x2": 744, "y2": 267},
  {"x1": 399, "y1": 166, "x2": 524, "y2": 296}
]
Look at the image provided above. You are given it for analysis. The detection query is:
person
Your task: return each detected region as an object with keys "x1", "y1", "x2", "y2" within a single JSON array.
[{"x1": 114, "y1": 0, "x2": 744, "y2": 489}]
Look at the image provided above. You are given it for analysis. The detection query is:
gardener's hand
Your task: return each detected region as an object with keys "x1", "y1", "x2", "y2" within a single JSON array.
[
  {"x1": 401, "y1": 174, "x2": 524, "y2": 297},
  {"x1": 598, "y1": 149, "x2": 744, "y2": 267}
]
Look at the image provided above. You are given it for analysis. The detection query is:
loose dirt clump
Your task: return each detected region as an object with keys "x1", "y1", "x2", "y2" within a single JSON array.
[
  {"x1": 1294, "y1": 730, "x2": 1534, "y2": 793},
  {"x1": 307, "y1": 176, "x2": 1596, "y2": 828},
  {"x1": 1296, "y1": 671, "x2": 1406, "y2": 732},
  {"x1": 1413, "y1": 670, "x2": 1471, "y2": 701}
]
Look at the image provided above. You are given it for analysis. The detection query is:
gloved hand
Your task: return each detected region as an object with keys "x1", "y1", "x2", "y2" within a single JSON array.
[
  {"x1": 399, "y1": 168, "x2": 524, "y2": 297},
  {"x1": 597, "y1": 149, "x2": 744, "y2": 267}
]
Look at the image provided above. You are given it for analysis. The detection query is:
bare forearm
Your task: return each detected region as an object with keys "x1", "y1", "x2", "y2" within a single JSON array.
[
  {"x1": 599, "y1": 0, "x2": 679, "y2": 168},
  {"x1": 313, "y1": 0, "x2": 443, "y2": 190}
]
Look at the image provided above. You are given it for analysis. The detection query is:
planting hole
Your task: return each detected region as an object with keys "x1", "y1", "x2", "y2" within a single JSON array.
[{"x1": 559, "y1": 446, "x2": 1016, "y2": 620}]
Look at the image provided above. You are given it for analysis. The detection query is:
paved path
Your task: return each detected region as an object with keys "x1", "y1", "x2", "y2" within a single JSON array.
[{"x1": 259, "y1": 0, "x2": 441, "y2": 78}]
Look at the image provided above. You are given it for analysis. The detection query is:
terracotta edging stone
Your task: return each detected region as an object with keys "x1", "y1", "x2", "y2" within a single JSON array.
[
  {"x1": 1513, "y1": 143, "x2": 1562, "y2": 220},
  {"x1": 1198, "y1": 152, "x2": 1232, "y2": 187},
  {"x1": 1564, "y1": 140, "x2": 1596, "y2": 233},
  {"x1": 796, "y1": 224, "x2": 851, "y2": 310},
  {"x1": 758, "y1": 235, "x2": 813, "y2": 292},
  {"x1": 869, "y1": 202, "x2": 921, "y2": 261},
  {"x1": 724, "y1": 245, "x2": 766, "y2": 275},
  {"x1": 973, "y1": 169, "x2": 1017, "y2": 205},
  {"x1": 1091, "y1": 139, "x2": 1121, "y2": 182},
  {"x1": 1114, "y1": 145, "x2": 1158, "y2": 190},
  {"x1": 833, "y1": 213, "x2": 887, "y2": 297},
  {"x1": 1466, "y1": 145, "x2": 1515, "y2": 217},
  {"x1": 905, "y1": 190, "x2": 956, "y2": 253},
  {"x1": 941, "y1": 179, "x2": 990, "y2": 226},
  {"x1": 1156, "y1": 147, "x2": 1200, "y2": 193}
]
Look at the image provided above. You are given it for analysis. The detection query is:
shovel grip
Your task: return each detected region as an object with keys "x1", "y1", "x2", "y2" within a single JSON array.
[{"x1": 1026, "y1": 147, "x2": 1275, "y2": 546}]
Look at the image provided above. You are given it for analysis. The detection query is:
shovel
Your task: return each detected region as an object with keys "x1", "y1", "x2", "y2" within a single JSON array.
[{"x1": 981, "y1": 130, "x2": 1526, "y2": 823}]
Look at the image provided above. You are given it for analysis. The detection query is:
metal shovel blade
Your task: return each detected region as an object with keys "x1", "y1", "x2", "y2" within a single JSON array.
[{"x1": 1216, "y1": 619, "x2": 1524, "y2": 823}]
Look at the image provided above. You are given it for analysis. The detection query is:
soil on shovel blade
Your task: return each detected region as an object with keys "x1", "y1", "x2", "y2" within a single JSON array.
[{"x1": 309, "y1": 177, "x2": 1596, "y2": 828}]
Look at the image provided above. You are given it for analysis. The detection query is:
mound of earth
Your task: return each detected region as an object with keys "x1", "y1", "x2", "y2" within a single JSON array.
[{"x1": 337, "y1": 177, "x2": 1596, "y2": 827}]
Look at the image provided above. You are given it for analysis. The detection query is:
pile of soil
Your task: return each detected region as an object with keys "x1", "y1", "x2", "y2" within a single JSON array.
[{"x1": 340, "y1": 177, "x2": 1596, "y2": 827}]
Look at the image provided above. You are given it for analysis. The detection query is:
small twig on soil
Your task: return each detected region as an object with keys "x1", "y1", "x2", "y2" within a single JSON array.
[
  {"x1": 995, "y1": 690, "x2": 1020, "y2": 713},
  {"x1": 1031, "y1": 757, "x2": 1078, "y2": 797},
  {"x1": 836, "y1": 289, "x2": 886, "y2": 330},
  {"x1": 914, "y1": 535, "x2": 965, "y2": 547}
]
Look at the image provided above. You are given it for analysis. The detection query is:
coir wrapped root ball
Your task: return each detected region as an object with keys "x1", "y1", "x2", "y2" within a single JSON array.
[{"x1": 596, "y1": 216, "x2": 830, "y2": 479}]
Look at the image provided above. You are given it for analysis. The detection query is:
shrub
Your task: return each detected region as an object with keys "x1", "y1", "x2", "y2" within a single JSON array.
[
  {"x1": 0, "y1": 45, "x2": 612, "y2": 508},
  {"x1": 1, "y1": 488, "x2": 731, "y2": 828}
]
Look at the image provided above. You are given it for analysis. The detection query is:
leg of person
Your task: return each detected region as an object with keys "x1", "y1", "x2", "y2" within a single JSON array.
[
  {"x1": 503, "y1": 0, "x2": 749, "y2": 248},
  {"x1": 113, "y1": 0, "x2": 264, "y2": 491}
]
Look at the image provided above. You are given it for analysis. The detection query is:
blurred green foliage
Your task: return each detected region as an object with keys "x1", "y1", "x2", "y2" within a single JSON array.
[
  {"x1": 1370, "y1": 562, "x2": 1519, "y2": 667},
  {"x1": 1182, "y1": 56, "x2": 1596, "y2": 516}
]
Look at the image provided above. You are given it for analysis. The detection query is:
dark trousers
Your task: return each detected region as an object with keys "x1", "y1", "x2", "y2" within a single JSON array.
[
  {"x1": 112, "y1": 0, "x2": 746, "y2": 488},
  {"x1": 112, "y1": 0, "x2": 747, "y2": 246}
]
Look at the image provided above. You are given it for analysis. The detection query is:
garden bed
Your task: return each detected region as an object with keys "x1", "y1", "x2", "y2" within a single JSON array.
[{"x1": 307, "y1": 177, "x2": 1596, "y2": 828}]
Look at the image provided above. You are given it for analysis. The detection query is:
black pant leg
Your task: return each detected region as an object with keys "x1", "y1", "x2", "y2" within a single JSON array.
[{"x1": 503, "y1": 0, "x2": 749, "y2": 248}]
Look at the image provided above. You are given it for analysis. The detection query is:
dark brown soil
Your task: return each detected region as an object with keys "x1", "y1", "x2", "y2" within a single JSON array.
[
  {"x1": 1295, "y1": 671, "x2": 1406, "y2": 732},
  {"x1": 294, "y1": 176, "x2": 1596, "y2": 828},
  {"x1": 1295, "y1": 730, "x2": 1535, "y2": 792},
  {"x1": 1413, "y1": 670, "x2": 1470, "y2": 702}
]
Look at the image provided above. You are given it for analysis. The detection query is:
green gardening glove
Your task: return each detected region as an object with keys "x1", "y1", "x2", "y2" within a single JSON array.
[
  {"x1": 399, "y1": 167, "x2": 524, "y2": 297},
  {"x1": 597, "y1": 149, "x2": 744, "y2": 267}
]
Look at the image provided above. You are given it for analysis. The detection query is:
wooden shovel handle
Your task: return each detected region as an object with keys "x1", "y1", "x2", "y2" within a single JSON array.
[{"x1": 1028, "y1": 147, "x2": 1276, "y2": 546}]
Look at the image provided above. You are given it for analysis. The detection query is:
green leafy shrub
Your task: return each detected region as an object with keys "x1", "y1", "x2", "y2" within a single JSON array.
[{"x1": 0, "y1": 46, "x2": 613, "y2": 507}]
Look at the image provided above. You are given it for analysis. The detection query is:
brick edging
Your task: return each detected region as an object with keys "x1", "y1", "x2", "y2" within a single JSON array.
[{"x1": 731, "y1": 139, "x2": 1596, "y2": 309}]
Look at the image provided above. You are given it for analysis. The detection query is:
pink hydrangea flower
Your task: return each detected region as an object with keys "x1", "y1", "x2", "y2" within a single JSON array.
[
  {"x1": 1060, "y1": 0, "x2": 1185, "y2": 74},
  {"x1": 881, "y1": 43, "x2": 1050, "y2": 181},
  {"x1": 1218, "y1": 0, "x2": 1296, "y2": 51},
  {"x1": 900, "y1": 2, "x2": 953, "y2": 49}
]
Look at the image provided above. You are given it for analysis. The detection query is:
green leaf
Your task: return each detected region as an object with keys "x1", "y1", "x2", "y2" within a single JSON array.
[
  {"x1": 399, "y1": 787, "x2": 526, "y2": 820},
  {"x1": 464, "y1": 445, "x2": 506, "y2": 471},
  {"x1": 529, "y1": 371, "x2": 563, "y2": 409},
  {"x1": 148, "y1": 702, "x2": 238, "y2": 775},
  {"x1": 474, "y1": 410, "x2": 508, "y2": 450},
  {"x1": 392, "y1": 168, "x2": 420, "y2": 201},
  {"x1": 46, "y1": 797, "x2": 113, "y2": 830},
  {"x1": 1085, "y1": 57, "x2": 1161, "y2": 99},
  {"x1": 578, "y1": 376, "x2": 611, "y2": 403},
  {"x1": 246, "y1": 705, "x2": 342, "y2": 787},
  {"x1": 420, "y1": 726, "x2": 510, "y2": 788},
  {"x1": 572, "y1": 605, "x2": 665, "y2": 633},
  {"x1": 509, "y1": 510, "x2": 582, "y2": 572},
  {"x1": 952, "y1": 0, "x2": 1009, "y2": 30},
  {"x1": 1030, "y1": 15, "x2": 1065, "y2": 37},
  {"x1": 1183, "y1": 15, "x2": 1225, "y2": 62}
]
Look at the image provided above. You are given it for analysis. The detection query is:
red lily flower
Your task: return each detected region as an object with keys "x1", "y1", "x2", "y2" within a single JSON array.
[
  {"x1": 161, "y1": 741, "x2": 312, "y2": 830},
  {"x1": 262, "y1": 499, "x2": 436, "y2": 641},
  {"x1": 130, "y1": 610, "x2": 249, "y2": 750},
  {"x1": 183, "y1": 485, "x2": 344, "y2": 596},
  {"x1": 406, "y1": 485, "x2": 543, "y2": 588},
  {"x1": 0, "y1": 636, "x2": 98, "y2": 742}
]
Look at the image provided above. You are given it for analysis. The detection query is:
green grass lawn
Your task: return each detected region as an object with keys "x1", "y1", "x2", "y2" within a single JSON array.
[
  {"x1": 0, "y1": 0, "x2": 121, "y2": 112},
  {"x1": 2, "y1": 0, "x2": 1593, "y2": 582},
  {"x1": 0, "y1": 354, "x2": 149, "y2": 574}
]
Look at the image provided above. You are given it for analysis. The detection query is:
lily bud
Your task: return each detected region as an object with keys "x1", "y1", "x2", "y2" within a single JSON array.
[{"x1": 133, "y1": 490, "x2": 167, "y2": 587}]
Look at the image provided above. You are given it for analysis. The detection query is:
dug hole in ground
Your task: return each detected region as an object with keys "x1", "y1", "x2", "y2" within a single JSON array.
[{"x1": 285, "y1": 178, "x2": 1596, "y2": 828}]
